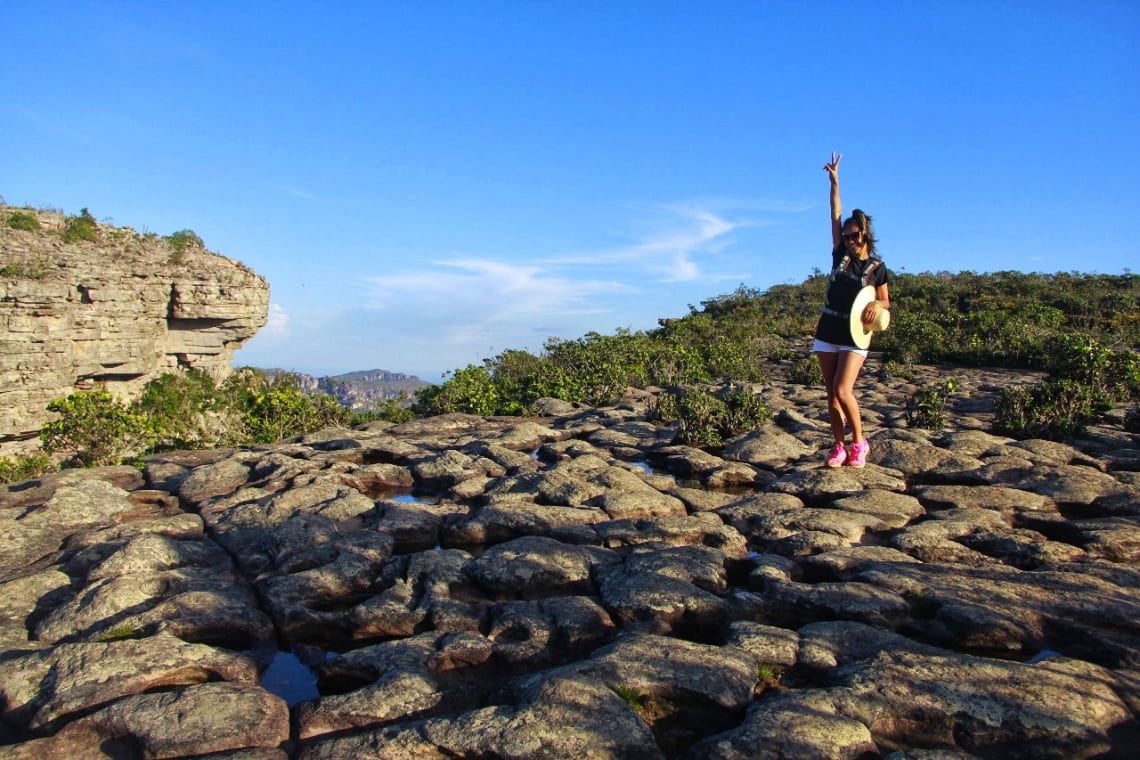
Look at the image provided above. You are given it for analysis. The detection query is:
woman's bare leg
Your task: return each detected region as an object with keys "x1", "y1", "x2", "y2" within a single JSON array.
[
  {"x1": 832, "y1": 350, "x2": 867, "y2": 444},
  {"x1": 815, "y1": 351, "x2": 846, "y2": 444}
]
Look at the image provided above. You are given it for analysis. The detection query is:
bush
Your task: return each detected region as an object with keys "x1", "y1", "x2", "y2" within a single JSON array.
[
  {"x1": 165, "y1": 229, "x2": 204, "y2": 263},
  {"x1": 650, "y1": 383, "x2": 769, "y2": 447},
  {"x1": 165, "y1": 229, "x2": 204, "y2": 251},
  {"x1": 61, "y1": 208, "x2": 98, "y2": 243},
  {"x1": 788, "y1": 356, "x2": 824, "y2": 386},
  {"x1": 906, "y1": 378, "x2": 958, "y2": 430},
  {"x1": 6, "y1": 211, "x2": 40, "y2": 231},
  {"x1": 545, "y1": 331, "x2": 647, "y2": 406},
  {"x1": 414, "y1": 365, "x2": 500, "y2": 416},
  {"x1": 135, "y1": 369, "x2": 220, "y2": 450},
  {"x1": 235, "y1": 373, "x2": 353, "y2": 444},
  {"x1": 993, "y1": 378, "x2": 1112, "y2": 441},
  {"x1": 40, "y1": 391, "x2": 151, "y2": 466},
  {"x1": 0, "y1": 453, "x2": 55, "y2": 484}
]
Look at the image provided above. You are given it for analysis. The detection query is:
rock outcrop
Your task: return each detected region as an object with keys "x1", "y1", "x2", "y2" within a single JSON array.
[
  {"x1": 0, "y1": 206, "x2": 269, "y2": 454},
  {"x1": 1, "y1": 366, "x2": 1138, "y2": 758}
]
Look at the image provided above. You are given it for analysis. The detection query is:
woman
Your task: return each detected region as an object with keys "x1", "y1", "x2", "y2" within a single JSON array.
[{"x1": 814, "y1": 152, "x2": 891, "y2": 467}]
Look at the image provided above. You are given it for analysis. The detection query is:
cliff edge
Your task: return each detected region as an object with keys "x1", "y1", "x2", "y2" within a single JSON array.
[{"x1": 1, "y1": 206, "x2": 269, "y2": 454}]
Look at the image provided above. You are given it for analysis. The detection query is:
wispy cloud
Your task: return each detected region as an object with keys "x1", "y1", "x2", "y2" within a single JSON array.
[
  {"x1": 263, "y1": 303, "x2": 290, "y2": 338},
  {"x1": 365, "y1": 258, "x2": 630, "y2": 349},
  {"x1": 547, "y1": 198, "x2": 806, "y2": 283}
]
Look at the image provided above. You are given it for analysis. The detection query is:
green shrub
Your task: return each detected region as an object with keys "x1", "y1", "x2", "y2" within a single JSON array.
[
  {"x1": 40, "y1": 391, "x2": 152, "y2": 466},
  {"x1": 879, "y1": 359, "x2": 916, "y2": 382},
  {"x1": 6, "y1": 211, "x2": 40, "y2": 231},
  {"x1": 906, "y1": 378, "x2": 958, "y2": 430},
  {"x1": 545, "y1": 331, "x2": 647, "y2": 406},
  {"x1": 0, "y1": 453, "x2": 55, "y2": 484},
  {"x1": 61, "y1": 208, "x2": 98, "y2": 243},
  {"x1": 374, "y1": 397, "x2": 415, "y2": 424},
  {"x1": 165, "y1": 229, "x2": 204, "y2": 263},
  {"x1": 768, "y1": 345, "x2": 798, "y2": 362},
  {"x1": 650, "y1": 383, "x2": 769, "y2": 447},
  {"x1": 788, "y1": 356, "x2": 824, "y2": 386},
  {"x1": 165, "y1": 229, "x2": 204, "y2": 251},
  {"x1": 993, "y1": 378, "x2": 1112, "y2": 440},
  {"x1": 136, "y1": 369, "x2": 220, "y2": 450},
  {"x1": 238, "y1": 374, "x2": 353, "y2": 444},
  {"x1": 414, "y1": 365, "x2": 501, "y2": 416}
]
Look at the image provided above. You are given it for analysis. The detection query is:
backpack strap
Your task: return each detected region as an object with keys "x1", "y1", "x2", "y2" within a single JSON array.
[{"x1": 861, "y1": 258, "x2": 882, "y2": 287}]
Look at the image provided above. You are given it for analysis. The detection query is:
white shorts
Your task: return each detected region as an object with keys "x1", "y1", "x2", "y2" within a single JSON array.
[{"x1": 812, "y1": 338, "x2": 869, "y2": 358}]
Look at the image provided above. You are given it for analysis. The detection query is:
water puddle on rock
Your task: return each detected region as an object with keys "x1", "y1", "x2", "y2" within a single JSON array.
[
  {"x1": 391, "y1": 492, "x2": 440, "y2": 505},
  {"x1": 260, "y1": 648, "x2": 332, "y2": 706},
  {"x1": 627, "y1": 459, "x2": 677, "y2": 482},
  {"x1": 371, "y1": 489, "x2": 440, "y2": 505}
]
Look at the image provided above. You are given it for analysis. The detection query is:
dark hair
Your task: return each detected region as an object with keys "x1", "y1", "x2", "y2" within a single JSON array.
[{"x1": 844, "y1": 208, "x2": 877, "y2": 255}]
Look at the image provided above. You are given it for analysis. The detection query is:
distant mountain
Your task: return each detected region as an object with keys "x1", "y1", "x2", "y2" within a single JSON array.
[{"x1": 258, "y1": 368, "x2": 432, "y2": 411}]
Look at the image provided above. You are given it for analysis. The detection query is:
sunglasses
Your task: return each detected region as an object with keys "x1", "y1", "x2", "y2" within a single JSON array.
[{"x1": 842, "y1": 231, "x2": 862, "y2": 240}]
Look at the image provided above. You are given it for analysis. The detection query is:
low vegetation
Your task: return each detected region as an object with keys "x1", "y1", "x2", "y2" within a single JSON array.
[
  {"x1": 5, "y1": 210, "x2": 41, "y2": 231},
  {"x1": 8, "y1": 270, "x2": 1138, "y2": 476},
  {"x1": 416, "y1": 270, "x2": 1139, "y2": 443},
  {"x1": 61, "y1": 207, "x2": 99, "y2": 243},
  {"x1": 35, "y1": 369, "x2": 402, "y2": 469}
]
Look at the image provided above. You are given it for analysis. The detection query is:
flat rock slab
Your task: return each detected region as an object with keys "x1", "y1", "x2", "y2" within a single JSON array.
[{"x1": 2, "y1": 366, "x2": 1138, "y2": 758}]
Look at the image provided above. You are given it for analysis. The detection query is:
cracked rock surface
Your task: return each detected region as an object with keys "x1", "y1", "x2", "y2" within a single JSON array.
[{"x1": 2, "y1": 366, "x2": 1138, "y2": 758}]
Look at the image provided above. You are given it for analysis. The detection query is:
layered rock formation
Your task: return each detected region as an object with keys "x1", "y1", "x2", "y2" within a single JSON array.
[
  {"x1": 0, "y1": 207, "x2": 269, "y2": 454},
  {"x1": 1, "y1": 366, "x2": 1138, "y2": 758}
]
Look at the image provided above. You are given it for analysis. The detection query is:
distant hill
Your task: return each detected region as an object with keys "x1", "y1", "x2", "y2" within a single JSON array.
[{"x1": 257, "y1": 368, "x2": 432, "y2": 411}]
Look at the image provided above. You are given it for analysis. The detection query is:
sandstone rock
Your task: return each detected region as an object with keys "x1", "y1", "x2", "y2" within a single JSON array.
[
  {"x1": 487, "y1": 595, "x2": 616, "y2": 667},
  {"x1": 721, "y1": 427, "x2": 814, "y2": 469},
  {"x1": 1, "y1": 682, "x2": 288, "y2": 759},
  {"x1": 0, "y1": 212, "x2": 268, "y2": 456},
  {"x1": 859, "y1": 561, "x2": 1140, "y2": 665},
  {"x1": 723, "y1": 620, "x2": 800, "y2": 666},
  {"x1": 298, "y1": 670, "x2": 663, "y2": 760},
  {"x1": 689, "y1": 688, "x2": 878, "y2": 760},
  {"x1": 465, "y1": 535, "x2": 621, "y2": 599},
  {"x1": 770, "y1": 465, "x2": 907, "y2": 503},
  {"x1": 0, "y1": 636, "x2": 258, "y2": 732}
]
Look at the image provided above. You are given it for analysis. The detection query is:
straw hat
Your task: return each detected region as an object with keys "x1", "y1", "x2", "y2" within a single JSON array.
[{"x1": 849, "y1": 285, "x2": 890, "y2": 349}]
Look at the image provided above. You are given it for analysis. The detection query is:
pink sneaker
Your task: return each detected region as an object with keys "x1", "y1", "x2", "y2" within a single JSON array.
[
  {"x1": 848, "y1": 438, "x2": 869, "y2": 468},
  {"x1": 825, "y1": 443, "x2": 848, "y2": 467}
]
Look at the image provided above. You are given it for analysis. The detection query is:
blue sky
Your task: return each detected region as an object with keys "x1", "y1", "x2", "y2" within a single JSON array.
[{"x1": 3, "y1": 1, "x2": 1137, "y2": 383}]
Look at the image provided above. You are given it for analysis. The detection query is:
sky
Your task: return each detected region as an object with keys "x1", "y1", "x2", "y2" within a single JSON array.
[{"x1": 3, "y1": 1, "x2": 1137, "y2": 383}]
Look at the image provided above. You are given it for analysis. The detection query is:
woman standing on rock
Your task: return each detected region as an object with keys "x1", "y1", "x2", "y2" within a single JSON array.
[{"x1": 814, "y1": 152, "x2": 891, "y2": 468}]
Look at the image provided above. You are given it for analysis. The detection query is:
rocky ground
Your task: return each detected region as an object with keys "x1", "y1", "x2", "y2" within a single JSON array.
[{"x1": 1, "y1": 365, "x2": 1138, "y2": 759}]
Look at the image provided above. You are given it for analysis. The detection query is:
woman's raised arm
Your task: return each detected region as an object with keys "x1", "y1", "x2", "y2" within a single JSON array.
[{"x1": 824, "y1": 151, "x2": 842, "y2": 249}]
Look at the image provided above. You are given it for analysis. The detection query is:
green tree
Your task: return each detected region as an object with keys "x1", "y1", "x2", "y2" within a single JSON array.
[{"x1": 40, "y1": 391, "x2": 151, "y2": 466}]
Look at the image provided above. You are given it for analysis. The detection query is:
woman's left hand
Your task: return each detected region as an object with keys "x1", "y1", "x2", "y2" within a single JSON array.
[{"x1": 862, "y1": 300, "x2": 884, "y2": 324}]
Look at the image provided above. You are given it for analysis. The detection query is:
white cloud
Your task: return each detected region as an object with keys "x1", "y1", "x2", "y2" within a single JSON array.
[
  {"x1": 546, "y1": 198, "x2": 803, "y2": 283},
  {"x1": 263, "y1": 303, "x2": 290, "y2": 338},
  {"x1": 365, "y1": 258, "x2": 630, "y2": 350}
]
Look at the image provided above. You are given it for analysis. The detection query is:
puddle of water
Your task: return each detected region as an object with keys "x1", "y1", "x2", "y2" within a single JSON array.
[
  {"x1": 392, "y1": 492, "x2": 440, "y2": 505},
  {"x1": 260, "y1": 650, "x2": 321, "y2": 706},
  {"x1": 628, "y1": 459, "x2": 677, "y2": 482},
  {"x1": 1025, "y1": 648, "x2": 1064, "y2": 664}
]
